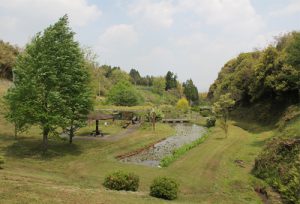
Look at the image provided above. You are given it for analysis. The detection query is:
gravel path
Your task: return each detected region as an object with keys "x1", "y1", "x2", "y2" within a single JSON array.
[{"x1": 120, "y1": 124, "x2": 207, "y2": 167}]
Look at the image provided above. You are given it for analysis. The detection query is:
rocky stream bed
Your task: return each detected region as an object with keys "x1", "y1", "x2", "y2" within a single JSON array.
[{"x1": 119, "y1": 124, "x2": 207, "y2": 167}]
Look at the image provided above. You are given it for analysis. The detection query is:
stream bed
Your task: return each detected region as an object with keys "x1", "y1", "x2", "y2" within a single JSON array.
[{"x1": 119, "y1": 124, "x2": 207, "y2": 167}]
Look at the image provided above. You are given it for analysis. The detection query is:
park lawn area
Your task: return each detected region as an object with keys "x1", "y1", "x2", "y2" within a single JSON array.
[
  {"x1": 0, "y1": 79, "x2": 274, "y2": 203},
  {"x1": 76, "y1": 120, "x2": 124, "y2": 136},
  {"x1": 0, "y1": 117, "x2": 276, "y2": 204}
]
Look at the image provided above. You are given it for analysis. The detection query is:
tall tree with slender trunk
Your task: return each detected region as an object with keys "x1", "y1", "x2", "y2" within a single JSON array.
[{"x1": 4, "y1": 15, "x2": 93, "y2": 150}]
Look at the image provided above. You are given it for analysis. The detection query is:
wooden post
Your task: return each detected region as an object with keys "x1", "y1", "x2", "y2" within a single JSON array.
[{"x1": 95, "y1": 120, "x2": 100, "y2": 136}]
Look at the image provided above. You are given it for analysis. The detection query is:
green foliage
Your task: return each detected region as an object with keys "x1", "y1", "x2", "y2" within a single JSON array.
[
  {"x1": 160, "y1": 131, "x2": 209, "y2": 167},
  {"x1": 4, "y1": 15, "x2": 93, "y2": 150},
  {"x1": 150, "y1": 177, "x2": 179, "y2": 200},
  {"x1": 286, "y1": 32, "x2": 300, "y2": 70},
  {"x1": 110, "y1": 69, "x2": 130, "y2": 84},
  {"x1": 253, "y1": 137, "x2": 300, "y2": 204},
  {"x1": 206, "y1": 117, "x2": 216, "y2": 128},
  {"x1": 0, "y1": 40, "x2": 19, "y2": 80},
  {"x1": 208, "y1": 32, "x2": 300, "y2": 105},
  {"x1": 200, "y1": 110, "x2": 211, "y2": 117},
  {"x1": 152, "y1": 77, "x2": 166, "y2": 95},
  {"x1": 0, "y1": 155, "x2": 4, "y2": 168},
  {"x1": 129, "y1": 69, "x2": 141, "y2": 85},
  {"x1": 183, "y1": 79, "x2": 199, "y2": 105},
  {"x1": 107, "y1": 80, "x2": 143, "y2": 106},
  {"x1": 146, "y1": 107, "x2": 164, "y2": 122},
  {"x1": 165, "y1": 71, "x2": 177, "y2": 90},
  {"x1": 213, "y1": 94, "x2": 235, "y2": 137},
  {"x1": 176, "y1": 98, "x2": 190, "y2": 113},
  {"x1": 103, "y1": 171, "x2": 139, "y2": 191}
]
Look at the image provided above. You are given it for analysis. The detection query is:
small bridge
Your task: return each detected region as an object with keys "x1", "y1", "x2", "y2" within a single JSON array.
[{"x1": 162, "y1": 119, "x2": 190, "y2": 123}]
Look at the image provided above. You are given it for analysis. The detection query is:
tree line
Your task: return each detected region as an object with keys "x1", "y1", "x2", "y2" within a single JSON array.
[{"x1": 208, "y1": 32, "x2": 300, "y2": 106}]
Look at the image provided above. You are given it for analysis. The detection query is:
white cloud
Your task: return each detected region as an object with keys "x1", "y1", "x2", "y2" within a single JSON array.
[
  {"x1": 98, "y1": 24, "x2": 138, "y2": 51},
  {"x1": 269, "y1": 0, "x2": 300, "y2": 17},
  {"x1": 97, "y1": 24, "x2": 138, "y2": 65},
  {"x1": 128, "y1": 0, "x2": 175, "y2": 28},
  {"x1": 0, "y1": 0, "x2": 101, "y2": 27},
  {"x1": 0, "y1": 0, "x2": 101, "y2": 45},
  {"x1": 177, "y1": 0, "x2": 263, "y2": 33}
]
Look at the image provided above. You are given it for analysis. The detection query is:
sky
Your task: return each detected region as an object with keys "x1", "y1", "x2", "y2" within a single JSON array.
[{"x1": 0, "y1": 0, "x2": 299, "y2": 91}]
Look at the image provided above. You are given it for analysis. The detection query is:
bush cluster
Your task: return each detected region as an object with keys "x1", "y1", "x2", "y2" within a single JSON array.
[
  {"x1": 149, "y1": 177, "x2": 179, "y2": 200},
  {"x1": 103, "y1": 171, "x2": 180, "y2": 200},
  {"x1": 206, "y1": 117, "x2": 216, "y2": 128},
  {"x1": 253, "y1": 137, "x2": 300, "y2": 203},
  {"x1": 103, "y1": 171, "x2": 139, "y2": 191}
]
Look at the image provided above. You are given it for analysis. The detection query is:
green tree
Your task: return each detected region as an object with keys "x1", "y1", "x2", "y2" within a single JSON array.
[
  {"x1": 110, "y1": 69, "x2": 130, "y2": 84},
  {"x1": 183, "y1": 79, "x2": 199, "y2": 105},
  {"x1": 152, "y1": 77, "x2": 166, "y2": 94},
  {"x1": 165, "y1": 71, "x2": 177, "y2": 90},
  {"x1": 176, "y1": 98, "x2": 189, "y2": 113},
  {"x1": 3, "y1": 87, "x2": 29, "y2": 139},
  {"x1": 0, "y1": 40, "x2": 19, "y2": 80},
  {"x1": 129, "y1": 69, "x2": 141, "y2": 85},
  {"x1": 4, "y1": 15, "x2": 93, "y2": 150},
  {"x1": 107, "y1": 80, "x2": 142, "y2": 106},
  {"x1": 286, "y1": 32, "x2": 300, "y2": 70},
  {"x1": 212, "y1": 93, "x2": 235, "y2": 138}
]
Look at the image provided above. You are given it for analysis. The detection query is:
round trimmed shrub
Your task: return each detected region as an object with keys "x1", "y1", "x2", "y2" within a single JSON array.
[
  {"x1": 206, "y1": 116, "x2": 216, "y2": 127},
  {"x1": 103, "y1": 171, "x2": 139, "y2": 191},
  {"x1": 150, "y1": 177, "x2": 179, "y2": 200}
]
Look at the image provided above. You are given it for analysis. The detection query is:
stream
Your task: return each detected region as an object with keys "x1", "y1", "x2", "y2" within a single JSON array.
[{"x1": 120, "y1": 124, "x2": 207, "y2": 167}]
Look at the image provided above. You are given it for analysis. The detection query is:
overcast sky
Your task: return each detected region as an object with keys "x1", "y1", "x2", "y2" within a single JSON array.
[{"x1": 0, "y1": 0, "x2": 299, "y2": 91}]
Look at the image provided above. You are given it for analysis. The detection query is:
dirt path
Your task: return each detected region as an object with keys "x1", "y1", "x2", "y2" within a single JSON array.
[{"x1": 73, "y1": 124, "x2": 140, "y2": 142}]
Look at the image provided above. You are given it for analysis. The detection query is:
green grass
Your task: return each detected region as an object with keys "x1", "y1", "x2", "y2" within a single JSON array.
[
  {"x1": 0, "y1": 80, "x2": 280, "y2": 203},
  {"x1": 0, "y1": 118, "x2": 278, "y2": 203}
]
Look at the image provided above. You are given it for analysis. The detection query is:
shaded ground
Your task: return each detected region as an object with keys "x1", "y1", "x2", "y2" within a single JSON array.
[
  {"x1": 74, "y1": 124, "x2": 140, "y2": 142},
  {"x1": 120, "y1": 124, "x2": 207, "y2": 167}
]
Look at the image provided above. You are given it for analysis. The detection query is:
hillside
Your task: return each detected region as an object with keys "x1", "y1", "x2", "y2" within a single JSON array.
[{"x1": 208, "y1": 32, "x2": 300, "y2": 203}]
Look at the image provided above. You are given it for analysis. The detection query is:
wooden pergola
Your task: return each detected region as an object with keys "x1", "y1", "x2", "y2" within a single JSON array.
[{"x1": 87, "y1": 112, "x2": 114, "y2": 136}]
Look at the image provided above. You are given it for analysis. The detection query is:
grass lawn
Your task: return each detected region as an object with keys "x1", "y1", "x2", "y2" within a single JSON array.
[
  {"x1": 0, "y1": 80, "x2": 276, "y2": 203},
  {"x1": 0, "y1": 118, "x2": 276, "y2": 203}
]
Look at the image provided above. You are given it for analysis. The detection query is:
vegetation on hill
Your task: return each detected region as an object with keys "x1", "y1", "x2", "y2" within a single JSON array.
[
  {"x1": 208, "y1": 32, "x2": 299, "y2": 106},
  {"x1": 0, "y1": 40, "x2": 19, "y2": 80},
  {"x1": 208, "y1": 31, "x2": 300, "y2": 203},
  {"x1": 253, "y1": 106, "x2": 300, "y2": 204}
]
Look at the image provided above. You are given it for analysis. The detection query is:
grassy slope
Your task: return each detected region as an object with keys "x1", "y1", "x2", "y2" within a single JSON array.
[{"x1": 0, "y1": 80, "x2": 277, "y2": 203}]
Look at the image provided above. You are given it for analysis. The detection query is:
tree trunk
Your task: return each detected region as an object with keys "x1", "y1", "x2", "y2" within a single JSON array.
[
  {"x1": 14, "y1": 124, "x2": 17, "y2": 140},
  {"x1": 42, "y1": 127, "x2": 49, "y2": 153},
  {"x1": 69, "y1": 124, "x2": 74, "y2": 144},
  {"x1": 95, "y1": 120, "x2": 100, "y2": 135}
]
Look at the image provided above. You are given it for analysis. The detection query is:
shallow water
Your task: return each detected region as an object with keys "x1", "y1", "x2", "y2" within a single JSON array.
[{"x1": 120, "y1": 124, "x2": 207, "y2": 167}]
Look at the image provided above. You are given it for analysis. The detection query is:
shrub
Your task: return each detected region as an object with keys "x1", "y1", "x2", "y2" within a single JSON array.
[
  {"x1": 253, "y1": 137, "x2": 300, "y2": 203},
  {"x1": 107, "y1": 80, "x2": 143, "y2": 106},
  {"x1": 150, "y1": 177, "x2": 179, "y2": 200},
  {"x1": 103, "y1": 171, "x2": 139, "y2": 191},
  {"x1": 200, "y1": 110, "x2": 211, "y2": 117},
  {"x1": 206, "y1": 117, "x2": 216, "y2": 127},
  {"x1": 176, "y1": 98, "x2": 189, "y2": 113},
  {"x1": 0, "y1": 155, "x2": 4, "y2": 169}
]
